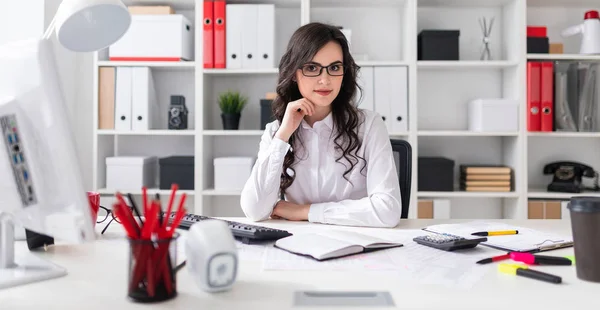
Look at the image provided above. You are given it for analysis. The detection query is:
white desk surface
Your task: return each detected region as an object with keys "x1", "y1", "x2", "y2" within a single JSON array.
[{"x1": 1, "y1": 218, "x2": 598, "y2": 310}]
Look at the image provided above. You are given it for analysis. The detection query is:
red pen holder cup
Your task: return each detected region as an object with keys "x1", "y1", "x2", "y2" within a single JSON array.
[{"x1": 127, "y1": 233, "x2": 179, "y2": 303}]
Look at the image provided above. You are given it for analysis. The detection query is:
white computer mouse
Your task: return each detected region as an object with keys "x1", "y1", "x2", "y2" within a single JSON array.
[{"x1": 185, "y1": 219, "x2": 238, "y2": 293}]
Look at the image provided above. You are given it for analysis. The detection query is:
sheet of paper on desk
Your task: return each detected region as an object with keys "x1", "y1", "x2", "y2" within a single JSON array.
[{"x1": 387, "y1": 236, "x2": 498, "y2": 289}]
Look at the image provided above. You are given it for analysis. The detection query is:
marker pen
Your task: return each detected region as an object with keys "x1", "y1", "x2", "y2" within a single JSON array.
[
  {"x1": 510, "y1": 252, "x2": 572, "y2": 266},
  {"x1": 499, "y1": 263, "x2": 562, "y2": 284}
]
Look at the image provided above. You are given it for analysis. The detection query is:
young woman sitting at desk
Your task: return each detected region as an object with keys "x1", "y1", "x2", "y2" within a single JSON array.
[{"x1": 240, "y1": 22, "x2": 401, "y2": 228}]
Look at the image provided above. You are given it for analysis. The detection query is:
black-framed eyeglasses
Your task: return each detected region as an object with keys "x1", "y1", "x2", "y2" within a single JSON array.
[
  {"x1": 300, "y1": 62, "x2": 345, "y2": 77},
  {"x1": 97, "y1": 205, "x2": 141, "y2": 235}
]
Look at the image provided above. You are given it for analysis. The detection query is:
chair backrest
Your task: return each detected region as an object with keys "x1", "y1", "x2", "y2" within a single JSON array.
[{"x1": 390, "y1": 139, "x2": 412, "y2": 219}]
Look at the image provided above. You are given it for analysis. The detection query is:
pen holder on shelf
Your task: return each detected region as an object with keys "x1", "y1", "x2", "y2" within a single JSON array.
[{"x1": 127, "y1": 233, "x2": 179, "y2": 303}]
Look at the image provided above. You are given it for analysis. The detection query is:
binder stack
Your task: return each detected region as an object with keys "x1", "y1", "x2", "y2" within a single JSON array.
[{"x1": 459, "y1": 165, "x2": 512, "y2": 192}]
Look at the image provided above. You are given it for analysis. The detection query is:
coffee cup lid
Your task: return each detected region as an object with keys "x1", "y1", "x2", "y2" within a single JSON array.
[{"x1": 568, "y1": 196, "x2": 600, "y2": 213}]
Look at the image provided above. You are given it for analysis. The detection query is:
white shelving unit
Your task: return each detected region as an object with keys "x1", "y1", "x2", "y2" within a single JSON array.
[{"x1": 92, "y1": 0, "x2": 600, "y2": 219}]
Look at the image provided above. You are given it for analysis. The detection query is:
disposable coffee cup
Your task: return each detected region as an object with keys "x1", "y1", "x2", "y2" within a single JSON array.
[{"x1": 568, "y1": 196, "x2": 600, "y2": 283}]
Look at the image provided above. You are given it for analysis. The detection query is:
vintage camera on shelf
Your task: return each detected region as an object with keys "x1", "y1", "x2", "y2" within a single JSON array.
[{"x1": 168, "y1": 95, "x2": 188, "y2": 130}]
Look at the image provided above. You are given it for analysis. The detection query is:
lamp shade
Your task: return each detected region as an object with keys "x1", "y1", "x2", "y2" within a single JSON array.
[{"x1": 54, "y1": 0, "x2": 131, "y2": 52}]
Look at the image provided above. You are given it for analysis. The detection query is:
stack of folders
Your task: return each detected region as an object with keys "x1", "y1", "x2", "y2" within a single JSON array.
[
  {"x1": 553, "y1": 61, "x2": 599, "y2": 132},
  {"x1": 203, "y1": 1, "x2": 275, "y2": 69},
  {"x1": 459, "y1": 165, "x2": 512, "y2": 192},
  {"x1": 98, "y1": 67, "x2": 158, "y2": 131},
  {"x1": 527, "y1": 60, "x2": 599, "y2": 133}
]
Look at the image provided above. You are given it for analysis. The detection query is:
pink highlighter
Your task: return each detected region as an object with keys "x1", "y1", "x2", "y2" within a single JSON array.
[{"x1": 509, "y1": 252, "x2": 572, "y2": 266}]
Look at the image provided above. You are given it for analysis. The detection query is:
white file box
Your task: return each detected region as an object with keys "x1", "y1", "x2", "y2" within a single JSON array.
[
  {"x1": 106, "y1": 156, "x2": 157, "y2": 190},
  {"x1": 109, "y1": 14, "x2": 194, "y2": 61},
  {"x1": 214, "y1": 157, "x2": 255, "y2": 190},
  {"x1": 468, "y1": 99, "x2": 519, "y2": 132}
]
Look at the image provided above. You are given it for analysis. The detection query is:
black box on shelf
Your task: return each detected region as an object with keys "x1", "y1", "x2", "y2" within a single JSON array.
[
  {"x1": 418, "y1": 30, "x2": 460, "y2": 60},
  {"x1": 260, "y1": 99, "x2": 275, "y2": 130},
  {"x1": 527, "y1": 37, "x2": 549, "y2": 54},
  {"x1": 159, "y1": 156, "x2": 194, "y2": 190},
  {"x1": 418, "y1": 157, "x2": 455, "y2": 191}
]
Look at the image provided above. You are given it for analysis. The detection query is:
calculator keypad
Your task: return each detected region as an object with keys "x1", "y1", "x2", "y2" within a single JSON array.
[{"x1": 418, "y1": 234, "x2": 464, "y2": 243}]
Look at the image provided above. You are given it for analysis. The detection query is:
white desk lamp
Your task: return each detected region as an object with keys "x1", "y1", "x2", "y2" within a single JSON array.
[{"x1": 44, "y1": 0, "x2": 131, "y2": 52}]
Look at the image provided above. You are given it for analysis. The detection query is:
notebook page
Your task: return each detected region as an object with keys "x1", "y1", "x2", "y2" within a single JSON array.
[
  {"x1": 319, "y1": 230, "x2": 402, "y2": 248},
  {"x1": 275, "y1": 233, "x2": 360, "y2": 260},
  {"x1": 424, "y1": 221, "x2": 573, "y2": 252}
]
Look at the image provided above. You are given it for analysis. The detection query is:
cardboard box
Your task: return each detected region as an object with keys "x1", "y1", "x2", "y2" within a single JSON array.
[
  {"x1": 549, "y1": 43, "x2": 564, "y2": 54},
  {"x1": 128, "y1": 6, "x2": 175, "y2": 15},
  {"x1": 418, "y1": 200, "x2": 433, "y2": 219},
  {"x1": 528, "y1": 201, "x2": 544, "y2": 219}
]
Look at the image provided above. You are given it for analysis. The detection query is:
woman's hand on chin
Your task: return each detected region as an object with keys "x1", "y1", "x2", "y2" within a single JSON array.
[{"x1": 271, "y1": 200, "x2": 310, "y2": 221}]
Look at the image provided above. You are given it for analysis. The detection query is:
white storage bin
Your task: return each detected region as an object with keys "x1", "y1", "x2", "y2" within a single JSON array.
[
  {"x1": 468, "y1": 98, "x2": 519, "y2": 132},
  {"x1": 109, "y1": 14, "x2": 194, "y2": 61},
  {"x1": 214, "y1": 157, "x2": 255, "y2": 190},
  {"x1": 106, "y1": 156, "x2": 157, "y2": 190}
]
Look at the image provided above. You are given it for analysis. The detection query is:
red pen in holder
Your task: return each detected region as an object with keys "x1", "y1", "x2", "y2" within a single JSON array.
[
  {"x1": 112, "y1": 184, "x2": 187, "y2": 303},
  {"x1": 127, "y1": 233, "x2": 179, "y2": 302}
]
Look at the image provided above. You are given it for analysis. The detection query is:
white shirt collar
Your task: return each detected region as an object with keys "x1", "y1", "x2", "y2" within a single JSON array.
[{"x1": 301, "y1": 111, "x2": 334, "y2": 131}]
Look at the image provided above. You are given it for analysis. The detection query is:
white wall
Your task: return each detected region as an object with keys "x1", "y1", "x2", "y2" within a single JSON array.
[{"x1": 0, "y1": 1, "x2": 45, "y2": 45}]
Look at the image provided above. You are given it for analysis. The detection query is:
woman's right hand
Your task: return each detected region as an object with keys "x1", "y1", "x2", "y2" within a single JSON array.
[{"x1": 275, "y1": 98, "x2": 315, "y2": 142}]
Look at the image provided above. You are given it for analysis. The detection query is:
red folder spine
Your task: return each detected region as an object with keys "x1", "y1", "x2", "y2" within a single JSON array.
[
  {"x1": 540, "y1": 61, "x2": 554, "y2": 132},
  {"x1": 213, "y1": 0, "x2": 226, "y2": 68},
  {"x1": 527, "y1": 61, "x2": 541, "y2": 132},
  {"x1": 203, "y1": 0, "x2": 214, "y2": 68}
]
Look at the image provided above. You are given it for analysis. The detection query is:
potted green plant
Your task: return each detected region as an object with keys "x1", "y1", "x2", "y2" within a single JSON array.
[{"x1": 218, "y1": 90, "x2": 248, "y2": 130}]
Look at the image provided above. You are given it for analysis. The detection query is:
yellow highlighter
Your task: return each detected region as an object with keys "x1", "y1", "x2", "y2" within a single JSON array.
[
  {"x1": 472, "y1": 230, "x2": 518, "y2": 236},
  {"x1": 498, "y1": 263, "x2": 562, "y2": 284}
]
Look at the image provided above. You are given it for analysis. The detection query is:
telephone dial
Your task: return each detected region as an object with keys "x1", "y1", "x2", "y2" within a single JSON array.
[{"x1": 543, "y1": 161, "x2": 600, "y2": 193}]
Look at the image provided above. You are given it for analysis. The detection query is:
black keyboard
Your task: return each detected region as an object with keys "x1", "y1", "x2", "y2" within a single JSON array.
[{"x1": 165, "y1": 212, "x2": 292, "y2": 244}]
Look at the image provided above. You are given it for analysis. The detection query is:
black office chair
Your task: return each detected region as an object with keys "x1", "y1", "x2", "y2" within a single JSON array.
[{"x1": 390, "y1": 139, "x2": 412, "y2": 219}]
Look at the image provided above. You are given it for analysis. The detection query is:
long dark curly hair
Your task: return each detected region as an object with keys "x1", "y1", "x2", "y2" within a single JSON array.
[{"x1": 272, "y1": 22, "x2": 366, "y2": 197}]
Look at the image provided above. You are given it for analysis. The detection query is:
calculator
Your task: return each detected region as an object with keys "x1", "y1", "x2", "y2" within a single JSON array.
[{"x1": 413, "y1": 233, "x2": 487, "y2": 251}]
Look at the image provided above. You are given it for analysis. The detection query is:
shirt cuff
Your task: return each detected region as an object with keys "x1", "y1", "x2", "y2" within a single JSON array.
[
  {"x1": 269, "y1": 137, "x2": 291, "y2": 157},
  {"x1": 308, "y1": 203, "x2": 325, "y2": 223}
]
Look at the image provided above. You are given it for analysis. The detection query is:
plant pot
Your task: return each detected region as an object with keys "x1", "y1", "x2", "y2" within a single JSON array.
[{"x1": 221, "y1": 113, "x2": 241, "y2": 130}]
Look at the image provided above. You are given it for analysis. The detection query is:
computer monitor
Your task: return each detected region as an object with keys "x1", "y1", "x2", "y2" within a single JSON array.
[{"x1": 0, "y1": 38, "x2": 96, "y2": 289}]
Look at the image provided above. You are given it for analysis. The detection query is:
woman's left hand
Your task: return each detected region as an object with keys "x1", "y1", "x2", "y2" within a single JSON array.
[{"x1": 271, "y1": 200, "x2": 310, "y2": 221}]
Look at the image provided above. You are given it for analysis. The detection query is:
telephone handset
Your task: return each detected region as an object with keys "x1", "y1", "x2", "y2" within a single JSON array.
[{"x1": 543, "y1": 161, "x2": 600, "y2": 193}]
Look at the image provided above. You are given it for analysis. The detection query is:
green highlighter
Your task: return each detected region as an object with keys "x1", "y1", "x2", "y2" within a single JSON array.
[{"x1": 565, "y1": 255, "x2": 576, "y2": 264}]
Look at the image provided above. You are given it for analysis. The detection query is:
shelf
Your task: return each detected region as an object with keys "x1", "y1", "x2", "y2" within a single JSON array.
[
  {"x1": 97, "y1": 130, "x2": 195, "y2": 136},
  {"x1": 97, "y1": 61, "x2": 195, "y2": 70},
  {"x1": 311, "y1": 0, "x2": 405, "y2": 8},
  {"x1": 418, "y1": 130, "x2": 518, "y2": 137},
  {"x1": 417, "y1": 60, "x2": 518, "y2": 69},
  {"x1": 418, "y1": 0, "x2": 515, "y2": 7},
  {"x1": 528, "y1": 188, "x2": 600, "y2": 199},
  {"x1": 418, "y1": 191, "x2": 519, "y2": 198},
  {"x1": 203, "y1": 68, "x2": 279, "y2": 75},
  {"x1": 527, "y1": 54, "x2": 600, "y2": 61},
  {"x1": 97, "y1": 188, "x2": 196, "y2": 196},
  {"x1": 203, "y1": 130, "x2": 264, "y2": 136},
  {"x1": 202, "y1": 189, "x2": 242, "y2": 196},
  {"x1": 527, "y1": 0, "x2": 600, "y2": 7},
  {"x1": 356, "y1": 61, "x2": 410, "y2": 67},
  {"x1": 121, "y1": 0, "x2": 196, "y2": 10},
  {"x1": 527, "y1": 132, "x2": 600, "y2": 138}
]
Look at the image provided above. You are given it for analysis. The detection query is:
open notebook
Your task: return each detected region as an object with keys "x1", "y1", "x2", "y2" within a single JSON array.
[
  {"x1": 423, "y1": 221, "x2": 573, "y2": 253},
  {"x1": 274, "y1": 231, "x2": 403, "y2": 261}
]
